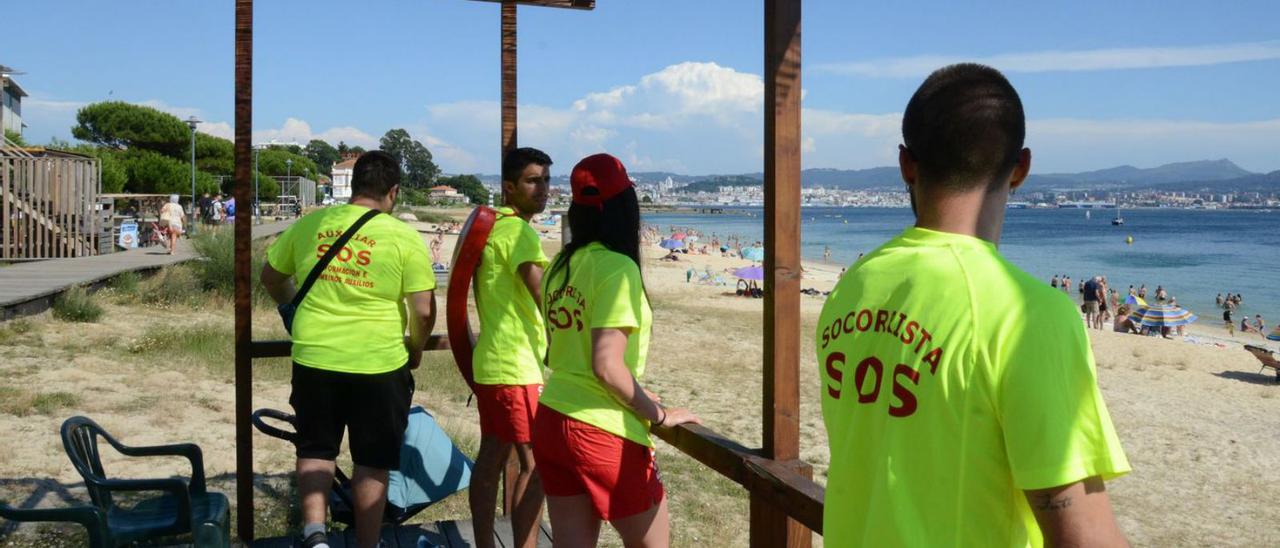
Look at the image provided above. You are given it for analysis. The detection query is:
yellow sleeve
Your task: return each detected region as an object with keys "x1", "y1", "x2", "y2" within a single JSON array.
[
  {"x1": 996, "y1": 301, "x2": 1130, "y2": 490},
  {"x1": 266, "y1": 226, "x2": 297, "y2": 276},
  {"x1": 400, "y1": 228, "x2": 435, "y2": 294},
  {"x1": 590, "y1": 261, "x2": 643, "y2": 331}
]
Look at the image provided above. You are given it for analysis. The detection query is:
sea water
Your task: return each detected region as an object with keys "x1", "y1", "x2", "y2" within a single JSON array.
[{"x1": 644, "y1": 206, "x2": 1280, "y2": 324}]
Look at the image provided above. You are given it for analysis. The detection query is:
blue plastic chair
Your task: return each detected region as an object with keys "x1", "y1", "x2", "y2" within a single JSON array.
[
  {"x1": 60, "y1": 416, "x2": 230, "y2": 547},
  {"x1": 0, "y1": 501, "x2": 110, "y2": 547}
]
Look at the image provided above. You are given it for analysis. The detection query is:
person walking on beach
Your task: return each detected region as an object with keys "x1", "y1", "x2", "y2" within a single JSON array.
[
  {"x1": 824, "y1": 245, "x2": 832, "y2": 263},
  {"x1": 534, "y1": 154, "x2": 699, "y2": 547},
  {"x1": 1082, "y1": 276, "x2": 1102, "y2": 329},
  {"x1": 469, "y1": 147, "x2": 553, "y2": 548},
  {"x1": 158, "y1": 195, "x2": 185, "y2": 255},
  {"x1": 260, "y1": 151, "x2": 436, "y2": 548},
  {"x1": 817, "y1": 64, "x2": 1129, "y2": 547},
  {"x1": 1050, "y1": 274, "x2": 1059, "y2": 289},
  {"x1": 1224, "y1": 307, "x2": 1235, "y2": 336}
]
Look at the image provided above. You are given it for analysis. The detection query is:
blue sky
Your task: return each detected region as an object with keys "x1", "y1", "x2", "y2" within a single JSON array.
[{"x1": 11, "y1": 0, "x2": 1280, "y2": 175}]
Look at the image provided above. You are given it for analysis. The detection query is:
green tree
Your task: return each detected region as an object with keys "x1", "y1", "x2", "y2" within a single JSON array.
[
  {"x1": 194, "y1": 133, "x2": 234, "y2": 176},
  {"x1": 119, "y1": 149, "x2": 218, "y2": 195},
  {"x1": 304, "y1": 139, "x2": 340, "y2": 175},
  {"x1": 337, "y1": 141, "x2": 367, "y2": 157},
  {"x1": 4, "y1": 130, "x2": 25, "y2": 146},
  {"x1": 71, "y1": 101, "x2": 188, "y2": 155},
  {"x1": 379, "y1": 129, "x2": 439, "y2": 190},
  {"x1": 437, "y1": 174, "x2": 489, "y2": 205}
]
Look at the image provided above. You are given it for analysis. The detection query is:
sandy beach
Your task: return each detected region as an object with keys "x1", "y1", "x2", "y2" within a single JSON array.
[{"x1": 1, "y1": 210, "x2": 1277, "y2": 546}]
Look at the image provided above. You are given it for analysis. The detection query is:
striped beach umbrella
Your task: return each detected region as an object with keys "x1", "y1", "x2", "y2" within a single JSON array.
[
  {"x1": 1129, "y1": 303, "x2": 1198, "y2": 328},
  {"x1": 1123, "y1": 294, "x2": 1147, "y2": 307},
  {"x1": 659, "y1": 238, "x2": 685, "y2": 250},
  {"x1": 1267, "y1": 326, "x2": 1280, "y2": 342}
]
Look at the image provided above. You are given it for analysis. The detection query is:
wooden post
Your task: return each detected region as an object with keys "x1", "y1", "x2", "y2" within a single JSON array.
[
  {"x1": 233, "y1": 0, "x2": 255, "y2": 541},
  {"x1": 501, "y1": 1, "x2": 517, "y2": 158},
  {"x1": 754, "y1": 0, "x2": 809, "y2": 547},
  {"x1": 498, "y1": 0, "x2": 522, "y2": 515}
]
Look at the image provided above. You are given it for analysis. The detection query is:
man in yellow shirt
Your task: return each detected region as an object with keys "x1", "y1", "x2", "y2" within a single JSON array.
[
  {"x1": 470, "y1": 147, "x2": 552, "y2": 548},
  {"x1": 817, "y1": 64, "x2": 1130, "y2": 547},
  {"x1": 261, "y1": 151, "x2": 436, "y2": 548}
]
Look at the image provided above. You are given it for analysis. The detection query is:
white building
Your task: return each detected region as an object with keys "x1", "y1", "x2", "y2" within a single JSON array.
[
  {"x1": 1, "y1": 66, "x2": 26, "y2": 138},
  {"x1": 331, "y1": 157, "x2": 356, "y2": 199}
]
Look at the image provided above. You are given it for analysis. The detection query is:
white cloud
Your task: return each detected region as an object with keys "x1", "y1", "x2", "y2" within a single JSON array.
[
  {"x1": 817, "y1": 40, "x2": 1280, "y2": 78},
  {"x1": 252, "y1": 118, "x2": 378, "y2": 148},
  {"x1": 22, "y1": 97, "x2": 86, "y2": 113}
]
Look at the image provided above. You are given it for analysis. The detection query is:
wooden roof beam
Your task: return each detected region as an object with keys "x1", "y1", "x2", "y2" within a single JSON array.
[{"x1": 468, "y1": 0, "x2": 594, "y2": 10}]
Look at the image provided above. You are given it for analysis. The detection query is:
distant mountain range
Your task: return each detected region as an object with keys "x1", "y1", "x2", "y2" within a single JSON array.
[{"x1": 472, "y1": 159, "x2": 1278, "y2": 193}]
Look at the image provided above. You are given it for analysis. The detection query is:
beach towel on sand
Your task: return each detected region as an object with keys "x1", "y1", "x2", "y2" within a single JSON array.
[{"x1": 387, "y1": 407, "x2": 473, "y2": 510}]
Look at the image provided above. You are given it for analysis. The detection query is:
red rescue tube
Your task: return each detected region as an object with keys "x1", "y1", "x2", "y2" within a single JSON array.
[{"x1": 446, "y1": 206, "x2": 496, "y2": 391}]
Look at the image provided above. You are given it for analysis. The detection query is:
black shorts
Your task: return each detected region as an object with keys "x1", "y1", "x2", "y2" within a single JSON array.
[{"x1": 289, "y1": 363, "x2": 414, "y2": 470}]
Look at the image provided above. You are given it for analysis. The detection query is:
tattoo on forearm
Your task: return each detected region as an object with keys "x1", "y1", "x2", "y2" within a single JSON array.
[{"x1": 1033, "y1": 494, "x2": 1073, "y2": 512}]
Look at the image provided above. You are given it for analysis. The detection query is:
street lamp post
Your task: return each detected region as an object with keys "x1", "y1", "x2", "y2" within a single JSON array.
[
  {"x1": 185, "y1": 116, "x2": 201, "y2": 235},
  {"x1": 252, "y1": 145, "x2": 260, "y2": 223},
  {"x1": 285, "y1": 158, "x2": 293, "y2": 215}
]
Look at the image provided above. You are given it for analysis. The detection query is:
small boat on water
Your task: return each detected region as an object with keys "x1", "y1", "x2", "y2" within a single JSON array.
[{"x1": 1112, "y1": 199, "x2": 1125, "y2": 225}]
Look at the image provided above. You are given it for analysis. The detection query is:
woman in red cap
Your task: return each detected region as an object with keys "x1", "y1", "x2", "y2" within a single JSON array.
[{"x1": 532, "y1": 153, "x2": 699, "y2": 546}]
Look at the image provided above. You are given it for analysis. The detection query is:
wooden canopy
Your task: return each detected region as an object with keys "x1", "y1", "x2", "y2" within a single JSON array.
[{"x1": 231, "y1": 1, "x2": 820, "y2": 546}]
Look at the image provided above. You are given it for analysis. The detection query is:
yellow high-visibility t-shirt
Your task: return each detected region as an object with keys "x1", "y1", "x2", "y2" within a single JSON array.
[
  {"x1": 472, "y1": 207, "x2": 549, "y2": 386},
  {"x1": 816, "y1": 226, "x2": 1129, "y2": 547},
  {"x1": 540, "y1": 242, "x2": 654, "y2": 447},
  {"x1": 266, "y1": 204, "x2": 435, "y2": 374}
]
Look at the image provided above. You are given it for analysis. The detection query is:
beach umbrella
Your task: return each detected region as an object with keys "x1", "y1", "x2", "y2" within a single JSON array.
[
  {"x1": 659, "y1": 238, "x2": 685, "y2": 250},
  {"x1": 671, "y1": 233, "x2": 687, "y2": 240},
  {"x1": 742, "y1": 247, "x2": 765, "y2": 262},
  {"x1": 1123, "y1": 294, "x2": 1147, "y2": 307},
  {"x1": 1267, "y1": 326, "x2": 1280, "y2": 342},
  {"x1": 733, "y1": 265, "x2": 765, "y2": 281},
  {"x1": 1129, "y1": 303, "x2": 1198, "y2": 328}
]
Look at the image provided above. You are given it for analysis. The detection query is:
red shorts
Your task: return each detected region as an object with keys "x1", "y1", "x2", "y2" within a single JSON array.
[
  {"x1": 474, "y1": 384, "x2": 540, "y2": 444},
  {"x1": 531, "y1": 407, "x2": 665, "y2": 521}
]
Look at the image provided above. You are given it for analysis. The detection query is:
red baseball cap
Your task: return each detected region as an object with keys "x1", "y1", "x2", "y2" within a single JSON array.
[{"x1": 570, "y1": 153, "x2": 633, "y2": 209}]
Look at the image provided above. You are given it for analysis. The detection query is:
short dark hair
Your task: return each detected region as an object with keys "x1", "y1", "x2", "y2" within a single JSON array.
[
  {"x1": 902, "y1": 63, "x2": 1025, "y2": 190},
  {"x1": 502, "y1": 147, "x2": 553, "y2": 183},
  {"x1": 351, "y1": 150, "x2": 400, "y2": 199}
]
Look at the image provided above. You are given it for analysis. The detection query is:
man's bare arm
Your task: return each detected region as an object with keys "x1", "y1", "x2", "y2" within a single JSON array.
[
  {"x1": 405, "y1": 290, "x2": 437, "y2": 370},
  {"x1": 260, "y1": 263, "x2": 295, "y2": 305},
  {"x1": 517, "y1": 262, "x2": 544, "y2": 312},
  {"x1": 1024, "y1": 476, "x2": 1128, "y2": 548}
]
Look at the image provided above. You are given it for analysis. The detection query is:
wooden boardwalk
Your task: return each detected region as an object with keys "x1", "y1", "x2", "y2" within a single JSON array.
[
  {"x1": 0, "y1": 220, "x2": 294, "y2": 319},
  {"x1": 253, "y1": 518, "x2": 552, "y2": 548}
]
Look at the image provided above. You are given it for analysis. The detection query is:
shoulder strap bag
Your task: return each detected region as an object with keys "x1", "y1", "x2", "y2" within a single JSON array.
[{"x1": 278, "y1": 208, "x2": 381, "y2": 334}]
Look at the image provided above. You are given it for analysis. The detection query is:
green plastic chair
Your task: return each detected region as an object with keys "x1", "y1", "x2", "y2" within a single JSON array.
[
  {"x1": 0, "y1": 501, "x2": 110, "y2": 547},
  {"x1": 60, "y1": 416, "x2": 230, "y2": 547}
]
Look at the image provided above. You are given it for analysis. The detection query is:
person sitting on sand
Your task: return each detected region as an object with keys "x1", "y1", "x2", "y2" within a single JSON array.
[
  {"x1": 1113, "y1": 305, "x2": 1139, "y2": 334},
  {"x1": 816, "y1": 64, "x2": 1128, "y2": 547},
  {"x1": 1241, "y1": 317, "x2": 1254, "y2": 333}
]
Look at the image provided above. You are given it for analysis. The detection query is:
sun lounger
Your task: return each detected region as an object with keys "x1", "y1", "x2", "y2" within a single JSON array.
[{"x1": 1244, "y1": 345, "x2": 1280, "y2": 383}]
